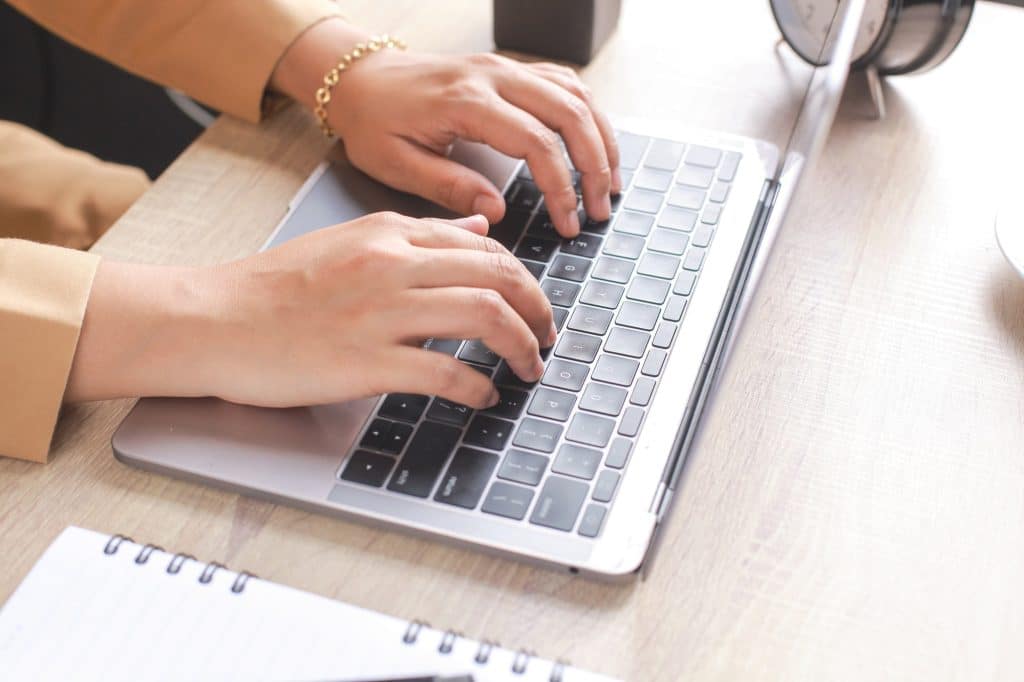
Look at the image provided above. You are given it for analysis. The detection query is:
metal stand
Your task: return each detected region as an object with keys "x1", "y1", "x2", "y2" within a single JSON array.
[{"x1": 864, "y1": 65, "x2": 886, "y2": 120}]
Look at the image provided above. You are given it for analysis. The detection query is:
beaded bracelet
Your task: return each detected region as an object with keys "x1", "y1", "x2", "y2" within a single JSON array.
[{"x1": 313, "y1": 34, "x2": 407, "y2": 138}]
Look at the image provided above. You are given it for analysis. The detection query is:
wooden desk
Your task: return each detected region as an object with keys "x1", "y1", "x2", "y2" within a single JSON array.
[{"x1": 4, "y1": 2, "x2": 1024, "y2": 680}]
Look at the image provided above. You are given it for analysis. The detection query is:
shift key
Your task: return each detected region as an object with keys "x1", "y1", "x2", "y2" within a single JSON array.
[
  {"x1": 387, "y1": 421, "x2": 461, "y2": 497},
  {"x1": 435, "y1": 447, "x2": 499, "y2": 509}
]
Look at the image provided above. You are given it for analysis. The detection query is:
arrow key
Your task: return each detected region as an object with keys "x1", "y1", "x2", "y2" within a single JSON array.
[{"x1": 341, "y1": 450, "x2": 395, "y2": 488}]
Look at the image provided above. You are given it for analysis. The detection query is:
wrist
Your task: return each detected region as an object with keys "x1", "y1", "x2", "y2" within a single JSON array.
[{"x1": 270, "y1": 18, "x2": 373, "y2": 114}]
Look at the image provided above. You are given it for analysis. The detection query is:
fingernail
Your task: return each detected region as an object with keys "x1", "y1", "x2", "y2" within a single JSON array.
[
  {"x1": 565, "y1": 208, "x2": 581, "y2": 236},
  {"x1": 612, "y1": 167, "x2": 623, "y2": 194},
  {"x1": 545, "y1": 322, "x2": 558, "y2": 347},
  {"x1": 473, "y1": 194, "x2": 502, "y2": 220},
  {"x1": 487, "y1": 388, "x2": 501, "y2": 407},
  {"x1": 450, "y1": 214, "x2": 488, "y2": 231},
  {"x1": 532, "y1": 358, "x2": 546, "y2": 382}
]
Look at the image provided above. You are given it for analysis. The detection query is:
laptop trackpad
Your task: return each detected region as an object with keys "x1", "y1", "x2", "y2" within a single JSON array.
[{"x1": 267, "y1": 140, "x2": 519, "y2": 249}]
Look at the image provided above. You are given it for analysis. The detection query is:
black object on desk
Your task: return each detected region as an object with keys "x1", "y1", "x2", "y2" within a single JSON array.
[{"x1": 493, "y1": 0, "x2": 622, "y2": 65}]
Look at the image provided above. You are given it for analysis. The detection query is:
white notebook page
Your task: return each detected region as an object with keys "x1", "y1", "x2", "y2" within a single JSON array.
[{"x1": 0, "y1": 527, "x2": 617, "y2": 682}]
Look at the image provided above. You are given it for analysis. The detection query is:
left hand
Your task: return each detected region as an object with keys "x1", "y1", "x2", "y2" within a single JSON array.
[{"x1": 271, "y1": 19, "x2": 621, "y2": 238}]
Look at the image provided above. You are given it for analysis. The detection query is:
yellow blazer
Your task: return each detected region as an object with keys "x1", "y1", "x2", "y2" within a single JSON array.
[{"x1": 1, "y1": 0, "x2": 342, "y2": 462}]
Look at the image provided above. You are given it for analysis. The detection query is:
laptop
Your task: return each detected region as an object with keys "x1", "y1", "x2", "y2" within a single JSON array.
[{"x1": 113, "y1": 1, "x2": 865, "y2": 577}]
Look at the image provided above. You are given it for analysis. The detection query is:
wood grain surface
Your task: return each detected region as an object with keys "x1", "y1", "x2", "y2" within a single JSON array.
[{"x1": 3, "y1": 2, "x2": 1024, "y2": 680}]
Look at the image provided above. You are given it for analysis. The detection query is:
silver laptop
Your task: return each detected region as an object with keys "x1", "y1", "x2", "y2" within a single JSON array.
[{"x1": 113, "y1": 1, "x2": 864, "y2": 577}]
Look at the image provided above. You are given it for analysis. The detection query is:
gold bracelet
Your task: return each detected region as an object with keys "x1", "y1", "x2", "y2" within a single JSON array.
[{"x1": 313, "y1": 34, "x2": 407, "y2": 138}]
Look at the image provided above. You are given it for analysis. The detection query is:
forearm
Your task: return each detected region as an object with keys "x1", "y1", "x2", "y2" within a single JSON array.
[{"x1": 65, "y1": 261, "x2": 228, "y2": 402}]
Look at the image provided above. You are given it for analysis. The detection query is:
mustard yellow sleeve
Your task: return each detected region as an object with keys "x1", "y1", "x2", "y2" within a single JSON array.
[
  {"x1": 6, "y1": 0, "x2": 344, "y2": 123},
  {"x1": 0, "y1": 240, "x2": 99, "y2": 462}
]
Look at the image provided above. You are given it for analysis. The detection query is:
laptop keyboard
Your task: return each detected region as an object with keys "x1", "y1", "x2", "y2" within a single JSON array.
[{"x1": 339, "y1": 132, "x2": 741, "y2": 539}]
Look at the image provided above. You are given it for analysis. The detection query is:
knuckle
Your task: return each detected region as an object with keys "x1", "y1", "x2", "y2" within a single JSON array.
[
  {"x1": 492, "y1": 253, "x2": 522, "y2": 284},
  {"x1": 480, "y1": 236, "x2": 505, "y2": 256},
  {"x1": 475, "y1": 289, "x2": 507, "y2": 320},
  {"x1": 432, "y1": 358, "x2": 464, "y2": 394},
  {"x1": 528, "y1": 126, "x2": 562, "y2": 157},
  {"x1": 564, "y1": 96, "x2": 591, "y2": 125},
  {"x1": 468, "y1": 52, "x2": 501, "y2": 67}
]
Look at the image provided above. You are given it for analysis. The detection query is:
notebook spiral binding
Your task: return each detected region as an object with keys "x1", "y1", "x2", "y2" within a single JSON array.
[
  {"x1": 101, "y1": 534, "x2": 255, "y2": 594},
  {"x1": 400, "y1": 619, "x2": 567, "y2": 681}
]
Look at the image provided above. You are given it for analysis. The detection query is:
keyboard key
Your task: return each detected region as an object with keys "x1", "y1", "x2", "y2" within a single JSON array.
[
  {"x1": 519, "y1": 259, "x2": 545, "y2": 280},
  {"x1": 593, "y1": 470, "x2": 620, "y2": 503},
  {"x1": 606, "y1": 438, "x2": 632, "y2": 469},
  {"x1": 644, "y1": 139, "x2": 685, "y2": 171},
  {"x1": 434, "y1": 447, "x2": 499, "y2": 509},
  {"x1": 528, "y1": 387, "x2": 577, "y2": 422},
  {"x1": 606, "y1": 327, "x2": 650, "y2": 358},
  {"x1": 642, "y1": 349, "x2": 667, "y2": 377},
  {"x1": 577, "y1": 503, "x2": 607, "y2": 537},
  {"x1": 580, "y1": 382, "x2": 627, "y2": 416},
  {"x1": 709, "y1": 181, "x2": 729, "y2": 203},
  {"x1": 613, "y1": 211, "x2": 654, "y2": 237},
  {"x1": 379, "y1": 394, "x2": 429, "y2": 423},
  {"x1": 648, "y1": 229, "x2": 689, "y2": 256},
  {"x1": 423, "y1": 338, "x2": 461, "y2": 356},
  {"x1": 658, "y1": 206, "x2": 698, "y2": 232},
  {"x1": 663, "y1": 295, "x2": 688, "y2": 322},
  {"x1": 548, "y1": 254, "x2": 591, "y2": 282},
  {"x1": 387, "y1": 421, "x2": 462, "y2": 497},
  {"x1": 560, "y1": 234, "x2": 603, "y2": 259},
  {"x1": 653, "y1": 322, "x2": 678, "y2": 349},
  {"x1": 513, "y1": 418, "x2": 564, "y2": 453},
  {"x1": 464, "y1": 415, "x2": 515, "y2": 451},
  {"x1": 426, "y1": 398, "x2": 473, "y2": 427},
  {"x1": 568, "y1": 306, "x2": 614, "y2": 336},
  {"x1": 515, "y1": 236, "x2": 559, "y2": 262},
  {"x1": 616, "y1": 132, "x2": 650, "y2": 169},
  {"x1": 637, "y1": 252, "x2": 680, "y2": 280},
  {"x1": 581, "y1": 214, "x2": 611, "y2": 234},
  {"x1": 360, "y1": 419, "x2": 394, "y2": 451},
  {"x1": 554, "y1": 331, "x2": 602, "y2": 363},
  {"x1": 526, "y1": 212, "x2": 560, "y2": 240},
  {"x1": 617, "y1": 301, "x2": 661, "y2": 331},
  {"x1": 542, "y1": 359, "x2": 589, "y2": 392},
  {"x1": 566, "y1": 412, "x2": 616, "y2": 448},
  {"x1": 619, "y1": 169, "x2": 633, "y2": 189},
  {"x1": 580, "y1": 281, "x2": 625, "y2": 309},
  {"x1": 498, "y1": 449, "x2": 549, "y2": 486},
  {"x1": 508, "y1": 179, "x2": 543, "y2": 210},
  {"x1": 484, "y1": 387, "x2": 528, "y2": 420},
  {"x1": 553, "y1": 306, "x2": 569, "y2": 331},
  {"x1": 686, "y1": 145, "x2": 723, "y2": 168},
  {"x1": 674, "y1": 271, "x2": 697, "y2": 296},
  {"x1": 677, "y1": 165, "x2": 714, "y2": 188},
  {"x1": 668, "y1": 186, "x2": 705, "y2": 211},
  {"x1": 603, "y1": 233, "x2": 645, "y2": 260},
  {"x1": 341, "y1": 451, "x2": 396, "y2": 487},
  {"x1": 541, "y1": 279, "x2": 581, "y2": 308},
  {"x1": 702, "y1": 204, "x2": 722, "y2": 225},
  {"x1": 530, "y1": 476, "x2": 589, "y2": 531},
  {"x1": 591, "y1": 257, "x2": 634, "y2": 284},
  {"x1": 718, "y1": 151, "x2": 742, "y2": 181},
  {"x1": 482, "y1": 481, "x2": 535, "y2": 520},
  {"x1": 381, "y1": 424, "x2": 412, "y2": 457},
  {"x1": 683, "y1": 247, "x2": 706, "y2": 271},
  {"x1": 627, "y1": 277, "x2": 670, "y2": 305},
  {"x1": 622, "y1": 188, "x2": 663, "y2": 214},
  {"x1": 494, "y1": 361, "x2": 536, "y2": 390},
  {"x1": 489, "y1": 210, "x2": 530, "y2": 249},
  {"x1": 630, "y1": 377, "x2": 656, "y2": 406},
  {"x1": 458, "y1": 340, "x2": 500, "y2": 366},
  {"x1": 618, "y1": 406, "x2": 645, "y2": 437},
  {"x1": 592, "y1": 355, "x2": 639, "y2": 386},
  {"x1": 692, "y1": 226, "x2": 714, "y2": 248},
  {"x1": 552, "y1": 443, "x2": 603, "y2": 480},
  {"x1": 466, "y1": 362, "x2": 493, "y2": 378},
  {"x1": 634, "y1": 167, "x2": 673, "y2": 192}
]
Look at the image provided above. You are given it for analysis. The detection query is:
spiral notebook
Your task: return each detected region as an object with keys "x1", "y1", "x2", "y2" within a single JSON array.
[{"x1": 0, "y1": 527, "x2": 616, "y2": 682}]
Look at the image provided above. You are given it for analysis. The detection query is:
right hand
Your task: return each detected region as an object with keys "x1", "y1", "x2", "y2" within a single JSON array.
[{"x1": 67, "y1": 212, "x2": 554, "y2": 409}]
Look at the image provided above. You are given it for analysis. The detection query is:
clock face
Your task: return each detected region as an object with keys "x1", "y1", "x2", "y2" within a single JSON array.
[{"x1": 771, "y1": 0, "x2": 892, "y2": 64}]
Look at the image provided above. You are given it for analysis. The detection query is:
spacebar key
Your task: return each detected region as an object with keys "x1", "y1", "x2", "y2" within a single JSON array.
[{"x1": 387, "y1": 421, "x2": 461, "y2": 497}]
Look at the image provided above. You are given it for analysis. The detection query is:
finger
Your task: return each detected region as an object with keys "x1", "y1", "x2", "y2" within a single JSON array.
[
  {"x1": 452, "y1": 97, "x2": 581, "y2": 238},
  {"x1": 422, "y1": 214, "x2": 490, "y2": 237},
  {"x1": 527, "y1": 63, "x2": 622, "y2": 194},
  {"x1": 377, "y1": 346, "x2": 499, "y2": 409},
  {"x1": 364, "y1": 138, "x2": 506, "y2": 224},
  {"x1": 393, "y1": 287, "x2": 546, "y2": 384},
  {"x1": 403, "y1": 216, "x2": 506, "y2": 252},
  {"x1": 409, "y1": 248, "x2": 555, "y2": 346},
  {"x1": 496, "y1": 70, "x2": 612, "y2": 221}
]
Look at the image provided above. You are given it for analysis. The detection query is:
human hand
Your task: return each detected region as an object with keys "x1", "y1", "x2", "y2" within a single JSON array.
[
  {"x1": 271, "y1": 19, "x2": 621, "y2": 238},
  {"x1": 67, "y1": 213, "x2": 554, "y2": 409}
]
